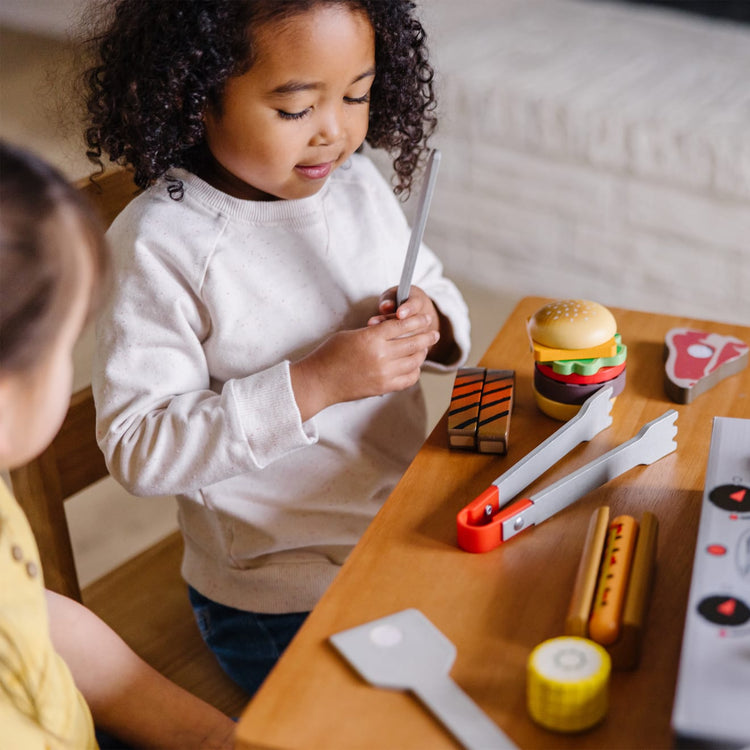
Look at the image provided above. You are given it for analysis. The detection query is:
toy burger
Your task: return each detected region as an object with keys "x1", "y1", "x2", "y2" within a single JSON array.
[{"x1": 528, "y1": 299, "x2": 627, "y2": 420}]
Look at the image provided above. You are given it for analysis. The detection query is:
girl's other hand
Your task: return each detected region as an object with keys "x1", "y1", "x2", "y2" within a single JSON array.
[
  {"x1": 290, "y1": 313, "x2": 439, "y2": 421},
  {"x1": 368, "y1": 285, "x2": 458, "y2": 367},
  {"x1": 367, "y1": 285, "x2": 436, "y2": 328}
]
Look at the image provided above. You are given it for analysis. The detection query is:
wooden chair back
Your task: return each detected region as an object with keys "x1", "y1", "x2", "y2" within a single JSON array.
[{"x1": 10, "y1": 385, "x2": 105, "y2": 600}]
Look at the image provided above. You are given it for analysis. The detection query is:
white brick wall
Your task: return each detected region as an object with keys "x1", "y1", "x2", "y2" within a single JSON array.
[{"x1": 411, "y1": 0, "x2": 750, "y2": 325}]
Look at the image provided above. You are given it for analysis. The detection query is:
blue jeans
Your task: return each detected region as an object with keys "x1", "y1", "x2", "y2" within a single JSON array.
[{"x1": 188, "y1": 586, "x2": 308, "y2": 697}]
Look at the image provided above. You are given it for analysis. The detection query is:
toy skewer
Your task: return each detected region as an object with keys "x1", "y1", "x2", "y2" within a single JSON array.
[{"x1": 396, "y1": 149, "x2": 441, "y2": 307}]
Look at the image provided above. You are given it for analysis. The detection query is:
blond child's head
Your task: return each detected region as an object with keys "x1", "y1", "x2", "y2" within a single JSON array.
[{"x1": 0, "y1": 142, "x2": 108, "y2": 468}]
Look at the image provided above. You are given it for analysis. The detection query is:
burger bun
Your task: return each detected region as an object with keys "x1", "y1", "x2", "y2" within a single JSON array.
[{"x1": 529, "y1": 299, "x2": 616, "y2": 350}]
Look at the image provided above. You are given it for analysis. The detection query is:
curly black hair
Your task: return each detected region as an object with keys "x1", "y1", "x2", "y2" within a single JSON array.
[{"x1": 83, "y1": 0, "x2": 437, "y2": 199}]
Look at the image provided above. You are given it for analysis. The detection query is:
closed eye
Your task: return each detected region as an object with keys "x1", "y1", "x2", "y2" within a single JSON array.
[
  {"x1": 344, "y1": 93, "x2": 370, "y2": 105},
  {"x1": 277, "y1": 108, "x2": 311, "y2": 121},
  {"x1": 277, "y1": 92, "x2": 369, "y2": 120}
]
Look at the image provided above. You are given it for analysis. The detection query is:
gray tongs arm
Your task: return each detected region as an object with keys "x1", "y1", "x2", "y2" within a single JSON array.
[
  {"x1": 501, "y1": 409, "x2": 678, "y2": 541},
  {"x1": 492, "y1": 386, "x2": 615, "y2": 504}
]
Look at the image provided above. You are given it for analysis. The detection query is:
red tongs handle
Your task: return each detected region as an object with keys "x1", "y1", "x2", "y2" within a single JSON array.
[
  {"x1": 456, "y1": 486, "x2": 533, "y2": 553},
  {"x1": 455, "y1": 387, "x2": 617, "y2": 554}
]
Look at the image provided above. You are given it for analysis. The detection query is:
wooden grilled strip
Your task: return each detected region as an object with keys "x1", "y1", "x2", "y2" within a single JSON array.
[
  {"x1": 448, "y1": 367, "x2": 485, "y2": 448},
  {"x1": 477, "y1": 369, "x2": 515, "y2": 454}
]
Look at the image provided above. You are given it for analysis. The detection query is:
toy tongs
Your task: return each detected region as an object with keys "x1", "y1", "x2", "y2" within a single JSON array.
[{"x1": 456, "y1": 387, "x2": 678, "y2": 553}]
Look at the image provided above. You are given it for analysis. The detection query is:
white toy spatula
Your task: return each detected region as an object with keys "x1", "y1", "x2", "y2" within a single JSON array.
[{"x1": 330, "y1": 608, "x2": 518, "y2": 749}]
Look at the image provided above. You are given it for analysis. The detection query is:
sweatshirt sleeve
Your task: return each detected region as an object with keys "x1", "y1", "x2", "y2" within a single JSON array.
[{"x1": 93, "y1": 206, "x2": 316, "y2": 498}]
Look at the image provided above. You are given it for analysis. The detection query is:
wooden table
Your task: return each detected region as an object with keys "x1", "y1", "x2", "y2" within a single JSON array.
[{"x1": 236, "y1": 297, "x2": 750, "y2": 750}]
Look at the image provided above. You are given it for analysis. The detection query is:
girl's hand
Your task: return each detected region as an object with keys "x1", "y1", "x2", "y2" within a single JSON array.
[
  {"x1": 366, "y1": 285, "x2": 438, "y2": 330},
  {"x1": 368, "y1": 285, "x2": 459, "y2": 368},
  {"x1": 290, "y1": 313, "x2": 439, "y2": 421}
]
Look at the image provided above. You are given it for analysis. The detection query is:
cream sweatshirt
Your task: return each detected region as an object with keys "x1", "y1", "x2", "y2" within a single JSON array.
[{"x1": 93, "y1": 154, "x2": 470, "y2": 612}]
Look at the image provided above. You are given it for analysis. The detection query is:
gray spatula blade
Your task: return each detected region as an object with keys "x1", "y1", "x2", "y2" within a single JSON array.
[{"x1": 330, "y1": 609, "x2": 517, "y2": 750}]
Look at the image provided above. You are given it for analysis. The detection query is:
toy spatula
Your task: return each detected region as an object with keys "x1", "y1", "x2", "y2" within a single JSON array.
[{"x1": 330, "y1": 608, "x2": 518, "y2": 750}]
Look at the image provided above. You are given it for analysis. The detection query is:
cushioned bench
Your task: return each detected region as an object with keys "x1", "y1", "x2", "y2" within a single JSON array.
[{"x1": 418, "y1": 0, "x2": 749, "y2": 324}]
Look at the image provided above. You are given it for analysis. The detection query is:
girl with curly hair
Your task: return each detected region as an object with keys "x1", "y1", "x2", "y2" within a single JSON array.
[{"x1": 85, "y1": 0, "x2": 470, "y2": 696}]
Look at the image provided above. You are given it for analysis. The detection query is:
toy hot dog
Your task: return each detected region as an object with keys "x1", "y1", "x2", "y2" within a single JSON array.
[{"x1": 589, "y1": 515, "x2": 639, "y2": 646}]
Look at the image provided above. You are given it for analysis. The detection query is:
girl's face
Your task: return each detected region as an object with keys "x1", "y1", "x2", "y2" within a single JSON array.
[
  {"x1": 0, "y1": 212, "x2": 93, "y2": 470},
  {"x1": 203, "y1": 3, "x2": 375, "y2": 201}
]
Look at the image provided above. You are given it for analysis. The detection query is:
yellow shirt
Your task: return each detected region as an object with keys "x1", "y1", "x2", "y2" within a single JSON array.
[{"x1": 0, "y1": 479, "x2": 97, "y2": 749}]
